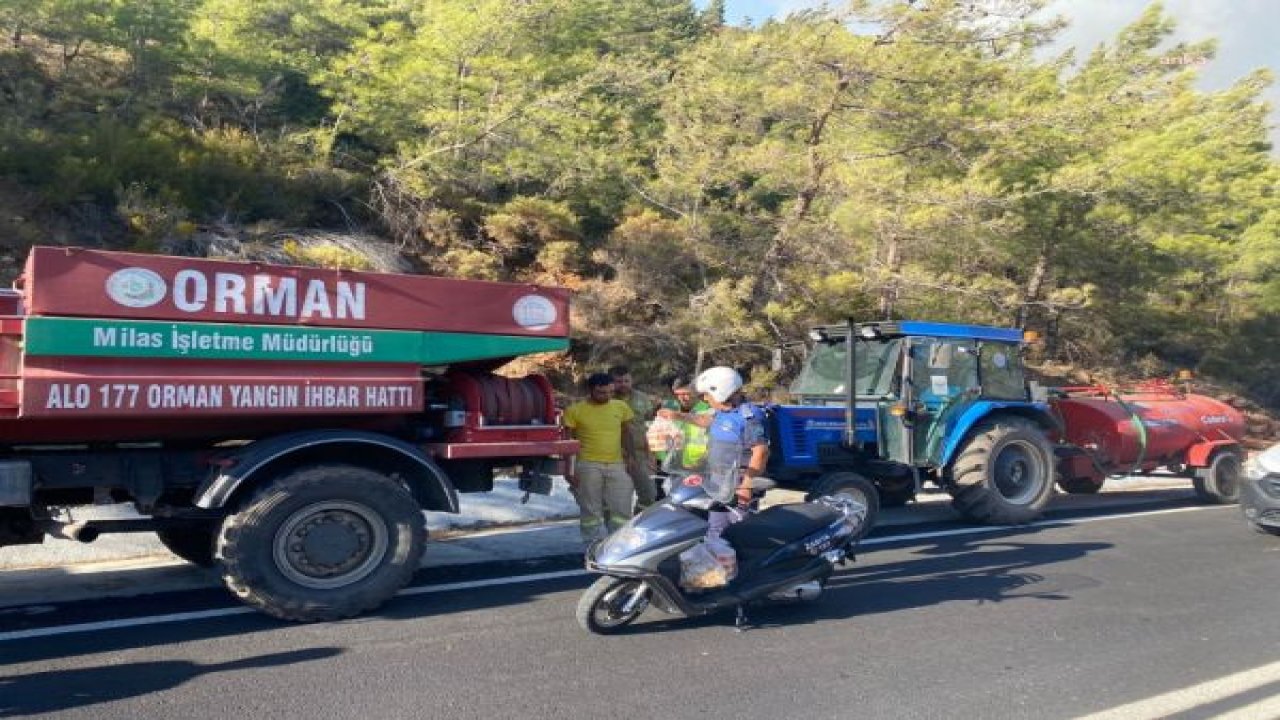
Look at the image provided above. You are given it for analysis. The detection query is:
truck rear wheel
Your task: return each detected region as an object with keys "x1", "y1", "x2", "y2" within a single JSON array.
[
  {"x1": 805, "y1": 471, "x2": 879, "y2": 538},
  {"x1": 1193, "y1": 451, "x2": 1242, "y2": 505},
  {"x1": 157, "y1": 524, "x2": 218, "y2": 567},
  {"x1": 948, "y1": 418, "x2": 1055, "y2": 525},
  {"x1": 216, "y1": 464, "x2": 426, "y2": 622}
]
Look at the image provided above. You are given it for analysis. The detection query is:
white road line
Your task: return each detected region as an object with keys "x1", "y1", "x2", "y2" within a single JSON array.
[
  {"x1": 861, "y1": 504, "x2": 1220, "y2": 546},
  {"x1": 0, "y1": 505, "x2": 1225, "y2": 643},
  {"x1": 1075, "y1": 660, "x2": 1280, "y2": 720},
  {"x1": 0, "y1": 607, "x2": 253, "y2": 643},
  {"x1": 396, "y1": 569, "x2": 587, "y2": 597},
  {"x1": 0, "y1": 570, "x2": 590, "y2": 643}
]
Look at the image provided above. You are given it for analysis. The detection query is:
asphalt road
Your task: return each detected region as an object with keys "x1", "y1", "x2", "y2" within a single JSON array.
[{"x1": 2, "y1": 499, "x2": 1277, "y2": 720}]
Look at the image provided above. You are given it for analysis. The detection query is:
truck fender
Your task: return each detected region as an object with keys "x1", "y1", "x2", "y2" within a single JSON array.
[
  {"x1": 194, "y1": 430, "x2": 460, "y2": 513},
  {"x1": 938, "y1": 402, "x2": 1058, "y2": 468},
  {"x1": 1186, "y1": 439, "x2": 1240, "y2": 469}
]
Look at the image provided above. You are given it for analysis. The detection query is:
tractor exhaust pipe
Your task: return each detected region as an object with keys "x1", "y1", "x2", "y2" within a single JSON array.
[
  {"x1": 844, "y1": 317, "x2": 857, "y2": 448},
  {"x1": 44, "y1": 521, "x2": 100, "y2": 543}
]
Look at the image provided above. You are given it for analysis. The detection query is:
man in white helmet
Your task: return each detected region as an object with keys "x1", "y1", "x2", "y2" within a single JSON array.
[{"x1": 658, "y1": 366, "x2": 769, "y2": 535}]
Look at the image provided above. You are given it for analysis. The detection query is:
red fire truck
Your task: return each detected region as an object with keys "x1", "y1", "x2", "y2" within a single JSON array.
[{"x1": 0, "y1": 246, "x2": 578, "y2": 621}]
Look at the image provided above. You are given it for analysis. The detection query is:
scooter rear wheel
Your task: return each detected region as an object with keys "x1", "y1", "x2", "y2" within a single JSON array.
[{"x1": 577, "y1": 577, "x2": 649, "y2": 634}]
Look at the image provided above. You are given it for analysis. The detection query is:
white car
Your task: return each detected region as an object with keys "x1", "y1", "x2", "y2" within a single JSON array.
[{"x1": 1241, "y1": 443, "x2": 1280, "y2": 536}]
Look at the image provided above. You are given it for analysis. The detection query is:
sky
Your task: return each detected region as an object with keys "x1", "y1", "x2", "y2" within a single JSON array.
[{"x1": 715, "y1": 1, "x2": 1278, "y2": 138}]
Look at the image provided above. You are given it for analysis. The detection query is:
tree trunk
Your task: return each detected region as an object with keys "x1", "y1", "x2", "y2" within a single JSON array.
[
  {"x1": 756, "y1": 66, "x2": 851, "y2": 302},
  {"x1": 1017, "y1": 241, "x2": 1053, "y2": 329},
  {"x1": 878, "y1": 232, "x2": 901, "y2": 319}
]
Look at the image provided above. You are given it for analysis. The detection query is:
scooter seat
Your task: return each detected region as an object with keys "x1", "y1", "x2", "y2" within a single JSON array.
[{"x1": 722, "y1": 502, "x2": 842, "y2": 552}]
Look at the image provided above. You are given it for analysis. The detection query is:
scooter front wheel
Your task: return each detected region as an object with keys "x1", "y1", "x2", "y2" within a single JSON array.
[{"x1": 577, "y1": 577, "x2": 650, "y2": 634}]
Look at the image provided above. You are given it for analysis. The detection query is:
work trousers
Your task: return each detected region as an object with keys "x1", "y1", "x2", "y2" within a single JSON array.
[
  {"x1": 628, "y1": 456, "x2": 658, "y2": 511},
  {"x1": 575, "y1": 460, "x2": 634, "y2": 542}
]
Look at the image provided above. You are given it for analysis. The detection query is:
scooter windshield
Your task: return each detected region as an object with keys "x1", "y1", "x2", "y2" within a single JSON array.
[{"x1": 703, "y1": 440, "x2": 744, "y2": 504}]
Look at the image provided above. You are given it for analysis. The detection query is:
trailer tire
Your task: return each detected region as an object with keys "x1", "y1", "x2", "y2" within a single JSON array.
[
  {"x1": 1193, "y1": 451, "x2": 1242, "y2": 505},
  {"x1": 216, "y1": 464, "x2": 425, "y2": 622},
  {"x1": 948, "y1": 418, "x2": 1055, "y2": 525},
  {"x1": 805, "y1": 471, "x2": 879, "y2": 539},
  {"x1": 1057, "y1": 477, "x2": 1104, "y2": 495},
  {"x1": 157, "y1": 524, "x2": 218, "y2": 568}
]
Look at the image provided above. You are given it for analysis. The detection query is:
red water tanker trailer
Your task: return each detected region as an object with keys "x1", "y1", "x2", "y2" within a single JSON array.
[
  {"x1": 1050, "y1": 382, "x2": 1246, "y2": 502},
  {"x1": 0, "y1": 246, "x2": 578, "y2": 620}
]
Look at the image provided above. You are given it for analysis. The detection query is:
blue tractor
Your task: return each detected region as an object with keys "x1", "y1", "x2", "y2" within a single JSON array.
[{"x1": 766, "y1": 320, "x2": 1059, "y2": 530}]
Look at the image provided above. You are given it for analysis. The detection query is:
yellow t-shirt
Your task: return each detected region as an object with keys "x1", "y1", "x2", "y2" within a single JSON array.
[{"x1": 564, "y1": 399, "x2": 636, "y2": 463}]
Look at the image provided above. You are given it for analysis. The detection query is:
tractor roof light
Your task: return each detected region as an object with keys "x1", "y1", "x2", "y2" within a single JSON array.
[
  {"x1": 1178, "y1": 369, "x2": 1194, "y2": 380},
  {"x1": 809, "y1": 328, "x2": 830, "y2": 343},
  {"x1": 858, "y1": 325, "x2": 882, "y2": 339},
  {"x1": 1023, "y1": 330, "x2": 1041, "y2": 343}
]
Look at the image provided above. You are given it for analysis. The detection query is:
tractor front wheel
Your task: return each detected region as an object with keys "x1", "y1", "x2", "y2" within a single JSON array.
[
  {"x1": 806, "y1": 471, "x2": 879, "y2": 539},
  {"x1": 948, "y1": 418, "x2": 1055, "y2": 525}
]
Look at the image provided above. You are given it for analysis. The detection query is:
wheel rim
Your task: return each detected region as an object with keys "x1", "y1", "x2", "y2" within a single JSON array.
[
  {"x1": 992, "y1": 439, "x2": 1046, "y2": 505},
  {"x1": 592, "y1": 581, "x2": 648, "y2": 629},
  {"x1": 273, "y1": 501, "x2": 390, "y2": 589}
]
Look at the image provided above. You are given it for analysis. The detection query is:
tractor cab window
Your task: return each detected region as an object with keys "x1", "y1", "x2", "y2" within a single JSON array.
[
  {"x1": 909, "y1": 338, "x2": 977, "y2": 409},
  {"x1": 790, "y1": 337, "x2": 903, "y2": 399},
  {"x1": 979, "y1": 342, "x2": 1026, "y2": 400}
]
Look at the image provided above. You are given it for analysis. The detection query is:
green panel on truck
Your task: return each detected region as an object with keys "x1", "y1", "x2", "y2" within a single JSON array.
[{"x1": 24, "y1": 317, "x2": 569, "y2": 365}]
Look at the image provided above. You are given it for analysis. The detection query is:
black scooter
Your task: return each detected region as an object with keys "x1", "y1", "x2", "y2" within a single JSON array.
[{"x1": 577, "y1": 473, "x2": 867, "y2": 634}]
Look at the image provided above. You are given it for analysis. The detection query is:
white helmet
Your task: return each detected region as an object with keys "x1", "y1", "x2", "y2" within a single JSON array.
[{"x1": 696, "y1": 366, "x2": 743, "y2": 404}]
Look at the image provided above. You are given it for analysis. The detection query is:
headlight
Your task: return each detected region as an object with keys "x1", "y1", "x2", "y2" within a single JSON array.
[
  {"x1": 1244, "y1": 456, "x2": 1265, "y2": 481},
  {"x1": 603, "y1": 526, "x2": 652, "y2": 555}
]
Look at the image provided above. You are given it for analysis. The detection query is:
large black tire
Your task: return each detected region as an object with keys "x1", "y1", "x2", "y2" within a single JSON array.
[
  {"x1": 156, "y1": 524, "x2": 218, "y2": 568},
  {"x1": 215, "y1": 464, "x2": 426, "y2": 622},
  {"x1": 1193, "y1": 451, "x2": 1242, "y2": 504},
  {"x1": 1057, "y1": 477, "x2": 1104, "y2": 495},
  {"x1": 576, "y1": 576, "x2": 650, "y2": 634},
  {"x1": 948, "y1": 418, "x2": 1055, "y2": 525},
  {"x1": 805, "y1": 471, "x2": 879, "y2": 539}
]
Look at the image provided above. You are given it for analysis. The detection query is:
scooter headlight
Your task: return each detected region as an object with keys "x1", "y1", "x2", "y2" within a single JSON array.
[{"x1": 603, "y1": 525, "x2": 653, "y2": 556}]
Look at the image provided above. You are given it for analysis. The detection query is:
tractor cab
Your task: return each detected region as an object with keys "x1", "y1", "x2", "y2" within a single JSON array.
[{"x1": 789, "y1": 321, "x2": 1031, "y2": 467}]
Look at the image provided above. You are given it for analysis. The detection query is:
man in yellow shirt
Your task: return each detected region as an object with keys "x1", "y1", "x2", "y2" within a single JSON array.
[{"x1": 563, "y1": 373, "x2": 638, "y2": 544}]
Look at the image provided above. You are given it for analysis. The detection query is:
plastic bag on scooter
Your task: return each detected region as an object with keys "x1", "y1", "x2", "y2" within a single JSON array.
[
  {"x1": 706, "y1": 537, "x2": 737, "y2": 580},
  {"x1": 679, "y1": 541, "x2": 735, "y2": 590}
]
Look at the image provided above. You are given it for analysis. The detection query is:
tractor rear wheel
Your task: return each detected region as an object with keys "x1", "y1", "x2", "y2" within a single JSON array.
[
  {"x1": 806, "y1": 471, "x2": 879, "y2": 538},
  {"x1": 1193, "y1": 451, "x2": 1242, "y2": 504},
  {"x1": 948, "y1": 418, "x2": 1055, "y2": 525}
]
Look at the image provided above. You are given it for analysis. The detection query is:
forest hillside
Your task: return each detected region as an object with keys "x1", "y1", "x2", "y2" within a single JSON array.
[{"x1": 1, "y1": 1, "x2": 1276, "y2": 409}]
